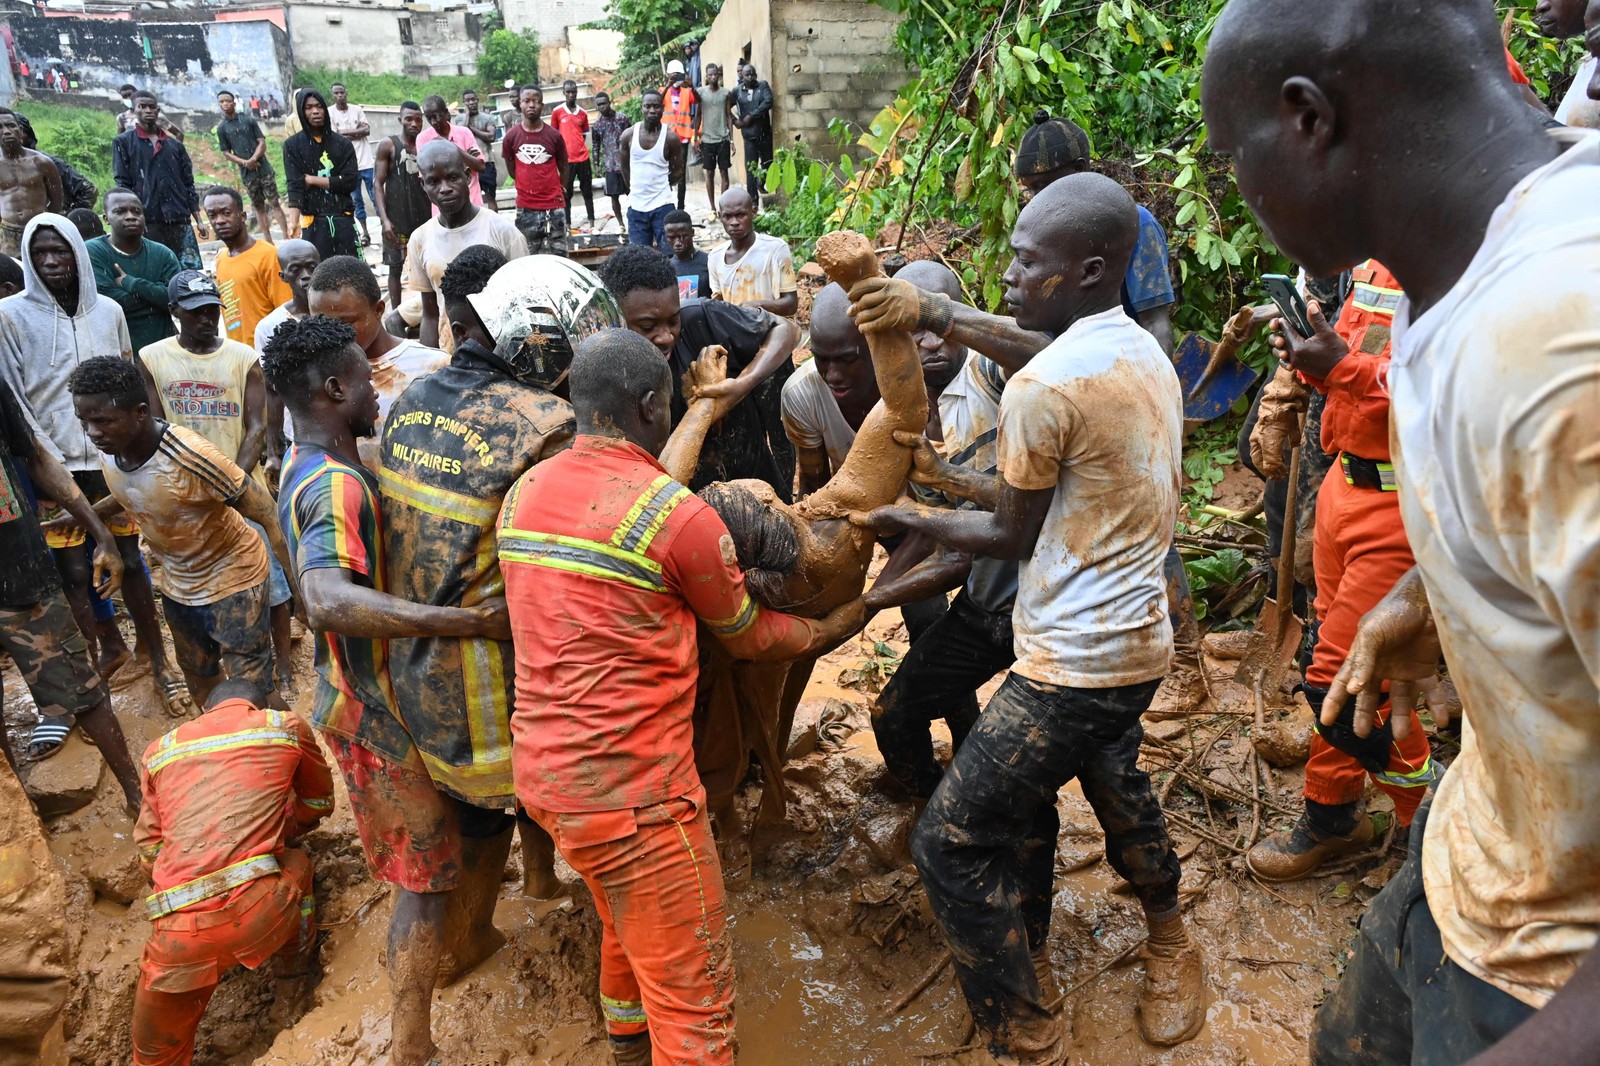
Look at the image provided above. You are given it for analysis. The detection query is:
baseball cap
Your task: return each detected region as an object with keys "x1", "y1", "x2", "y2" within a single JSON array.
[
  {"x1": 666, "y1": 59, "x2": 686, "y2": 76},
  {"x1": 168, "y1": 270, "x2": 223, "y2": 310},
  {"x1": 1014, "y1": 110, "x2": 1090, "y2": 179}
]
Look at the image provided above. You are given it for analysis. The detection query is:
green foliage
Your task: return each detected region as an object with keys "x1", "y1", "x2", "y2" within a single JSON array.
[
  {"x1": 594, "y1": 0, "x2": 718, "y2": 94},
  {"x1": 1502, "y1": 0, "x2": 1588, "y2": 102},
  {"x1": 478, "y1": 29, "x2": 541, "y2": 90},
  {"x1": 754, "y1": 147, "x2": 843, "y2": 263},
  {"x1": 1184, "y1": 547, "x2": 1251, "y2": 621},
  {"x1": 1180, "y1": 418, "x2": 1238, "y2": 510},
  {"x1": 30, "y1": 106, "x2": 117, "y2": 200},
  {"x1": 291, "y1": 67, "x2": 482, "y2": 108}
]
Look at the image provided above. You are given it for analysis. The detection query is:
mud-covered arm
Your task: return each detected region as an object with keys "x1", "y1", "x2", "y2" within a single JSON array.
[
  {"x1": 856, "y1": 481, "x2": 1052, "y2": 561},
  {"x1": 233, "y1": 480, "x2": 301, "y2": 609},
  {"x1": 289, "y1": 713, "x2": 335, "y2": 831},
  {"x1": 237, "y1": 363, "x2": 268, "y2": 477},
  {"x1": 848, "y1": 276, "x2": 1050, "y2": 375},
  {"x1": 133, "y1": 766, "x2": 161, "y2": 878},
  {"x1": 863, "y1": 531, "x2": 970, "y2": 611},
  {"x1": 301, "y1": 567, "x2": 503, "y2": 640},
  {"x1": 660, "y1": 346, "x2": 733, "y2": 484},
  {"x1": 800, "y1": 231, "x2": 928, "y2": 517}
]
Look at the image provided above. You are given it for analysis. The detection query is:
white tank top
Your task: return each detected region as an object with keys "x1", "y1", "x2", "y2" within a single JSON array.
[{"x1": 629, "y1": 125, "x2": 675, "y2": 213}]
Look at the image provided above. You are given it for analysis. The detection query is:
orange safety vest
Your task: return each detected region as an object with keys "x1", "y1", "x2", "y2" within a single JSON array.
[
  {"x1": 661, "y1": 84, "x2": 697, "y2": 143},
  {"x1": 1318, "y1": 259, "x2": 1403, "y2": 465}
]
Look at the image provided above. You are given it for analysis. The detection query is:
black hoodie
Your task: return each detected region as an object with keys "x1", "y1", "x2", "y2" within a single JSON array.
[{"x1": 281, "y1": 88, "x2": 359, "y2": 218}]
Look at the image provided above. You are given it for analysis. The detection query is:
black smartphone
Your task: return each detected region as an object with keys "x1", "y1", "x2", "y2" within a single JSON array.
[{"x1": 1262, "y1": 273, "x2": 1313, "y2": 338}]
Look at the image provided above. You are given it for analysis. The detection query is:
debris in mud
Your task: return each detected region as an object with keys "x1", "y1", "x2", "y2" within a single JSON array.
[{"x1": 24, "y1": 731, "x2": 105, "y2": 816}]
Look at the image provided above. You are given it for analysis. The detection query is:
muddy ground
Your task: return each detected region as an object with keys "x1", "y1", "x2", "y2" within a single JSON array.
[{"x1": 8, "y1": 516, "x2": 1427, "y2": 1066}]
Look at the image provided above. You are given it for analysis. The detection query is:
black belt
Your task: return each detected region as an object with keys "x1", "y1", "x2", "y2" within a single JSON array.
[{"x1": 1339, "y1": 452, "x2": 1397, "y2": 491}]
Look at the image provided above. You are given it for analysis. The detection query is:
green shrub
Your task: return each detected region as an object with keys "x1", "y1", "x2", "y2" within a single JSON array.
[{"x1": 291, "y1": 68, "x2": 483, "y2": 108}]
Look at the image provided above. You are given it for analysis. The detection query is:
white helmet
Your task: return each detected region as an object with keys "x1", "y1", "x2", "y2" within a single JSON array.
[{"x1": 467, "y1": 256, "x2": 621, "y2": 390}]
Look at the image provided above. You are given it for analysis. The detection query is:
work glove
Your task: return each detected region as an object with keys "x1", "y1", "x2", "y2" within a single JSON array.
[
  {"x1": 1249, "y1": 365, "x2": 1308, "y2": 479},
  {"x1": 847, "y1": 276, "x2": 955, "y2": 337}
]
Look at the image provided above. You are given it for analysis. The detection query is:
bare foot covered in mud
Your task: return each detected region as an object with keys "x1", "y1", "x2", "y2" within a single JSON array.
[{"x1": 436, "y1": 925, "x2": 508, "y2": 989}]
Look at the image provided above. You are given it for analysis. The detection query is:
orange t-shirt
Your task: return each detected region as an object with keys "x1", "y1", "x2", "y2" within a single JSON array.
[{"x1": 214, "y1": 239, "x2": 292, "y2": 347}]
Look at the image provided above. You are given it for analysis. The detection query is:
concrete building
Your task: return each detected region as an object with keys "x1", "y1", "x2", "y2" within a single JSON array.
[
  {"x1": 699, "y1": 0, "x2": 911, "y2": 175},
  {"x1": 499, "y1": 0, "x2": 619, "y2": 74},
  {"x1": 283, "y1": 0, "x2": 491, "y2": 79},
  {"x1": 5, "y1": 12, "x2": 293, "y2": 114}
]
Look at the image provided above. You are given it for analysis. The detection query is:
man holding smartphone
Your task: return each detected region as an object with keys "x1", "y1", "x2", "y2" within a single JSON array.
[{"x1": 1243, "y1": 263, "x2": 1437, "y2": 882}]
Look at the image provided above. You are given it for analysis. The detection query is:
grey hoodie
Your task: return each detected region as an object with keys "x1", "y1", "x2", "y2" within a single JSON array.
[{"x1": 0, "y1": 213, "x2": 133, "y2": 471}]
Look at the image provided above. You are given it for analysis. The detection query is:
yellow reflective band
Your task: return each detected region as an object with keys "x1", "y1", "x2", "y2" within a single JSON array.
[
  {"x1": 146, "y1": 726, "x2": 300, "y2": 774},
  {"x1": 619, "y1": 482, "x2": 690, "y2": 555},
  {"x1": 379, "y1": 467, "x2": 500, "y2": 526},
  {"x1": 1350, "y1": 282, "x2": 1404, "y2": 315},
  {"x1": 300, "y1": 795, "x2": 334, "y2": 811},
  {"x1": 499, "y1": 528, "x2": 667, "y2": 593},
  {"x1": 1375, "y1": 759, "x2": 1441, "y2": 789},
  {"x1": 600, "y1": 994, "x2": 648, "y2": 1024},
  {"x1": 705, "y1": 593, "x2": 758, "y2": 638},
  {"x1": 146, "y1": 853, "x2": 281, "y2": 919},
  {"x1": 611, "y1": 474, "x2": 677, "y2": 548},
  {"x1": 499, "y1": 477, "x2": 527, "y2": 531}
]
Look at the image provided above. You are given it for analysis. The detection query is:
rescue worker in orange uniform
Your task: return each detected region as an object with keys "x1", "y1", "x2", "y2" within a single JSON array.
[
  {"x1": 661, "y1": 60, "x2": 698, "y2": 210},
  {"x1": 1246, "y1": 261, "x2": 1439, "y2": 882},
  {"x1": 499, "y1": 328, "x2": 864, "y2": 1066},
  {"x1": 131, "y1": 678, "x2": 333, "y2": 1065}
]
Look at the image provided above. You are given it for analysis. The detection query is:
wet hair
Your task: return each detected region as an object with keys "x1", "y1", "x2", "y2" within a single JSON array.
[
  {"x1": 104, "y1": 187, "x2": 140, "y2": 211},
  {"x1": 697, "y1": 482, "x2": 800, "y2": 607},
  {"x1": 260, "y1": 314, "x2": 362, "y2": 407},
  {"x1": 400, "y1": 100, "x2": 422, "y2": 113},
  {"x1": 67, "y1": 208, "x2": 103, "y2": 239},
  {"x1": 438, "y1": 244, "x2": 508, "y2": 304},
  {"x1": 663, "y1": 209, "x2": 693, "y2": 228},
  {"x1": 67, "y1": 356, "x2": 147, "y2": 409},
  {"x1": 599, "y1": 244, "x2": 677, "y2": 301},
  {"x1": 0, "y1": 254, "x2": 22, "y2": 292},
  {"x1": 423, "y1": 94, "x2": 448, "y2": 113},
  {"x1": 131, "y1": 90, "x2": 158, "y2": 107},
  {"x1": 1015, "y1": 110, "x2": 1090, "y2": 179},
  {"x1": 201, "y1": 184, "x2": 243, "y2": 210},
  {"x1": 568, "y1": 328, "x2": 671, "y2": 425},
  {"x1": 204, "y1": 676, "x2": 267, "y2": 710},
  {"x1": 309, "y1": 255, "x2": 381, "y2": 305}
]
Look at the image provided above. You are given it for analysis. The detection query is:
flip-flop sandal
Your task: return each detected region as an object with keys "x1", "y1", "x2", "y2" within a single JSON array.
[
  {"x1": 158, "y1": 673, "x2": 194, "y2": 717},
  {"x1": 25, "y1": 717, "x2": 73, "y2": 760}
]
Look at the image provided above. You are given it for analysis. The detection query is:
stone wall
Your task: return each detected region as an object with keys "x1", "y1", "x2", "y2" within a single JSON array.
[
  {"x1": 284, "y1": 2, "x2": 482, "y2": 79},
  {"x1": 700, "y1": 0, "x2": 910, "y2": 187}
]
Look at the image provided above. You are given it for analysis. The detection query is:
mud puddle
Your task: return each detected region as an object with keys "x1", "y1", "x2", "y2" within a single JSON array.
[{"x1": 13, "y1": 591, "x2": 1393, "y2": 1065}]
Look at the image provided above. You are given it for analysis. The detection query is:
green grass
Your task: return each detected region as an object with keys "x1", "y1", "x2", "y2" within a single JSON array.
[
  {"x1": 22, "y1": 99, "x2": 119, "y2": 200},
  {"x1": 292, "y1": 67, "x2": 484, "y2": 107}
]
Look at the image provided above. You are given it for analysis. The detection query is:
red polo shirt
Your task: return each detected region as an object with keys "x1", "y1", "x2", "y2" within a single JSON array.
[{"x1": 499, "y1": 435, "x2": 826, "y2": 813}]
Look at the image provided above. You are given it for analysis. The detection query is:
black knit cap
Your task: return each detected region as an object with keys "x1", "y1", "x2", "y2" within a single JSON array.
[{"x1": 1014, "y1": 109, "x2": 1090, "y2": 178}]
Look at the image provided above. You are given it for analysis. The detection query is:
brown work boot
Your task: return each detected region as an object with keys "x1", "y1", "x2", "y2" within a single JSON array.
[
  {"x1": 610, "y1": 1034, "x2": 652, "y2": 1066},
  {"x1": 1137, "y1": 913, "x2": 1205, "y2": 1047},
  {"x1": 1246, "y1": 810, "x2": 1375, "y2": 883}
]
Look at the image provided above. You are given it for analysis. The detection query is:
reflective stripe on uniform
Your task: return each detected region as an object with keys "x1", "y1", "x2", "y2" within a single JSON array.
[
  {"x1": 498, "y1": 530, "x2": 668, "y2": 593},
  {"x1": 146, "y1": 711, "x2": 299, "y2": 775},
  {"x1": 600, "y1": 993, "x2": 648, "y2": 1025},
  {"x1": 704, "y1": 592, "x2": 758, "y2": 638},
  {"x1": 1374, "y1": 758, "x2": 1441, "y2": 790},
  {"x1": 611, "y1": 475, "x2": 691, "y2": 554},
  {"x1": 379, "y1": 467, "x2": 501, "y2": 526},
  {"x1": 1340, "y1": 454, "x2": 1399, "y2": 491},
  {"x1": 300, "y1": 795, "x2": 334, "y2": 811},
  {"x1": 1350, "y1": 281, "x2": 1404, "y2": 315},
  {"x1": 146, "y1": 852, "x2": 281, "y2": 919}
]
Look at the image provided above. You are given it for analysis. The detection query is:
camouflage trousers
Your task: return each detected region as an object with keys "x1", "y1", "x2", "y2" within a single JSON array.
[{"x1": 0, "y1": 591, "x2": 107, "y2": 720}]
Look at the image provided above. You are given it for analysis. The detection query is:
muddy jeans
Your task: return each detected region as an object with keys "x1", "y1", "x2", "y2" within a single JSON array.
[
  {"x1": 872, "y1": 591, "x2": 1009, "y2": 798},
  {"x1": 1311, "y1": 802, "x2": 1536, "y2": 1066},
  {"x1": 912, "y1": 672, "x2": 1177, "y2": 1060}
]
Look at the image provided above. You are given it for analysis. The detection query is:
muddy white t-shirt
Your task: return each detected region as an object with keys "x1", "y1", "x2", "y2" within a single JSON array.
[
  {"x1": 709, "y1": 233, "x2": 797, "y2": 306},
  {"x1": 780, "y1": 357, "x2": 857, "y2": 474},
  {"x1": 997, "y1": 306, "x2": 1181, "y2": 688}
]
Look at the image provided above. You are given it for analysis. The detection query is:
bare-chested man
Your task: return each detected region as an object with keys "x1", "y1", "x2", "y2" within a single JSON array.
[{"x1": 0, "y1": 112, "x2": 62, "y2": 257}]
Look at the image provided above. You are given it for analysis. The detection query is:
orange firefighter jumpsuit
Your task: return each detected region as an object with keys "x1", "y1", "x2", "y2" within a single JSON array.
[
  {"x1": 132, "y1": 698, "x2": 334, "y2": 1066},
  {"x1": 1300, "y1": 261, "x2": 1438, "y2": 824},
  {"x1": 499, "y1": 435, "x2": 832, "y2": 1064}
]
